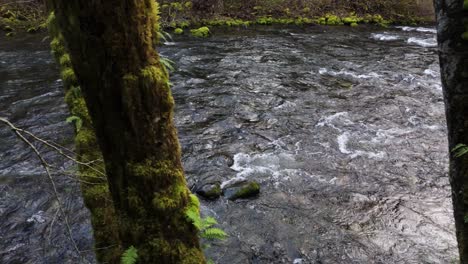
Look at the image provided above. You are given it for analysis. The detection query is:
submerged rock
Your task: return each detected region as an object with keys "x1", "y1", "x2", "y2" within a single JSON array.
[
  {"x1": 196, "y1": 182, "x2": 222, "y2": 200},
  {"x1": 223, "y1": 181, "x2": 260, "y2": 200}
]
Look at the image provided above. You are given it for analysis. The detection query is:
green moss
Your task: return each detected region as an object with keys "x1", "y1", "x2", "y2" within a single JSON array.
[
  {"x1": 190, "y1": 26, "x2": 210, "y2": 37},
  {"x1": 61, "y1": 67, "x2": 77, "y2": 85},
  {"x1": 204, "y1": 184, "x2": 221, "y2": 199},
  {"x1": 464, "y1": 0, "x2": 468, "y2": 10},
  {"x1": 257, "y1": 16, "x2": 273, "y2": 25},
  {"x1": 174, "y1": 28, "x2": 184, "y2": 34},
  {"x1": 5, "y1": 32, "x2": 14, "y2": 37},
  {"x1": 59, "y1": 54, "x2": 71, "y2": 67},
  {"x1": 350, "y1": 22, "x2": 358, "y2": 27},
  {"x1": 179, "y1": 21, "x2": 190, "y2": 28},
  {"x1": 147, "y1": 238, "x2": 205, "y2": 263},
  {"x1": 318, "y1": 17, "x2": 327, "y2": 25},
  {"x1": 50, "y1": 37, "x2": 66, "y2": 58},
  {"x1": 342, "y1": 15, "x2": 360, "y2": 25},
  {"x1": 325, "y1": 14, "x2": 343, "y2": 25},
  {"x1": 83, "y1": 184, "x2": 110, "y2": 203},
  {"x1": 75, "y1": 128, "x2": 96, "y2": 149},
  {"x1": 229, "y1": 181, "x2": 260, "y2": 200}
]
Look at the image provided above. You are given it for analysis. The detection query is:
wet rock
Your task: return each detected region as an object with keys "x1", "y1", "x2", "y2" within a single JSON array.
[
  {"x1": 223, "y1": 180, "x2": 260, "y2": 200},
  {"x1": 196, "y1": 182, "x2": 222, "y2": 200}
]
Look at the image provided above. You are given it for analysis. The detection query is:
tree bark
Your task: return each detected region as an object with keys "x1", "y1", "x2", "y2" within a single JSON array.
[
  {"x1": 48, "y1": 1, "x2": 205, "y2": 263},
  {"x1": 47, "y1": 11, "x2": 123, "y2": 263},
  {"x1": 434, "y1": 0, "x2": 468, "y2": 261}
]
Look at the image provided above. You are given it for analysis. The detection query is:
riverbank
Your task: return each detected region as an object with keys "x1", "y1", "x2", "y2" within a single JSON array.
[{"x1": 1, "y1": 0, "x2": 435, "y2": 36}]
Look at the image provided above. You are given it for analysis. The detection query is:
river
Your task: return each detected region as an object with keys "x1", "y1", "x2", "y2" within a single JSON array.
[{"x1": 0, "y1": 25, "x2": 457, "y2": 263}]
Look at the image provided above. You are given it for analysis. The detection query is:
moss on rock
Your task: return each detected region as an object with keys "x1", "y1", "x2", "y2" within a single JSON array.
[
  {"x1": 223, "y1": 181, "x2": 260, "y2": 200},
  {"x1": 174, "y1": 27, "x2": 184, "y2": 34},
  {"x1": 190, "y1": 26, "x2": 210, "y2": 37}
]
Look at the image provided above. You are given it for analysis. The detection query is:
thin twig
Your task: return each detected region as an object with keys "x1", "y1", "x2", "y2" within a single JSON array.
[
  {"x1": 48, "y1": 207, "x2": 60, "y2": 243},
  {"x1": 8, "y1": 122, "x2": 106, "y2": 176},
  {"x1": 0, "y1": 117, "x2": 84, "y2": 261}
]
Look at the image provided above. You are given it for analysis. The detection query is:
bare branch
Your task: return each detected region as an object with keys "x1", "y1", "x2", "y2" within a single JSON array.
[{"x1": 0, "y1": 117, "x2": 85, "y2": 261}]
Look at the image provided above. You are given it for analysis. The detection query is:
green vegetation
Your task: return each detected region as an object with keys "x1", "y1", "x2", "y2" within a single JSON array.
[
  {"x1": 190, "y1": 26, "x2": 210, "y2": 37},
  {"x1": 174, "y1": 27, "x2": 184, "y2": 34},
  {"x1": 185, "y1": 194, "x2": 227, "y2": 242},
  {"x1": 121, "y1": 246, "x2": 139, "y2": 264},
  {"x1": 3, "y1": 0, "x2": 434, "y2": 36},
  {"x1": 228, "y1": 181, "x2": 260, "y2": 200},
  {"x1": 1, "y1": 1, "x2": 46, "y2": 35}
]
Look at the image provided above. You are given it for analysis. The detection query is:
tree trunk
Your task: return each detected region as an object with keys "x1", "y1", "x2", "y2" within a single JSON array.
[
  {"x1": 434, "y1": 0, "x2": 468, "y2": 261},
  {"x1": 47, "y1": 12, "x2": 122, "y2": 263},
  {"x1": 48, "y1": 1, "x2": 205, "y2": 263}
]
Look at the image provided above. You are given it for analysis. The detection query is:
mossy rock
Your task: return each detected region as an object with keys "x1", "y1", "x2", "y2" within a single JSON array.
[
  {"x1": 196, "y1": 182, "x2": 222, "y2": 200},
  {"x1": 342, "y1": 16, "x2": 358, "y2": 25},
  {"x1": 174, "y1": 28, "x2": 184, "y2": 35},
  {"x1": 350, "y1": 22, "x2": 358, "y2": 27},
  {"x1": 223, "y1": 180, "x2": 260, "y2": 201},
  {"x1": 325, "y1": 15, "x2": 342, "y2": 25},
  {"x1": 5, "y1": 32, "x2": 15, "y2": 37},
  {"x1": 190, "y1": 26, "x2": 210, "y2": 37}
]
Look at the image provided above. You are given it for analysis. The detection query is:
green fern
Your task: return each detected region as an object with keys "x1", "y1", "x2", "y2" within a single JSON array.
[
  {"x1": 452, "y1": 144, "x2": 468, "y2": 158},
  {"x1": 201, "y1": 227, "x2": 227, "y2": 240},
  {"x1": 121, "y1": 246, "x2": 138, "y2": 264},
  {"x1": 157, "y1": 30, "x2": 173, "y2": 43},
  {"x1": 66, "y1": 115, "x2": 82, "y2": 132},
  {"x1": 185, "y1": 194, "x2": 227, "y2": 242},
  {"x1": 160, "y1": 57, "x2": 175, "y2": 72},
  {"x1": 186, "y1": 209, "x2": 202, "y2": 230}
]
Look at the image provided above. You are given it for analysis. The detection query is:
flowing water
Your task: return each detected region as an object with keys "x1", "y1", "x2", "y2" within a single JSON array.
[{"x1": 0, "y1": 25, "x2": 457, "y2": 263}]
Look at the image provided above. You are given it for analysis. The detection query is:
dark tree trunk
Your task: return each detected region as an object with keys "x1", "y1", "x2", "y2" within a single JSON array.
[
  {"x1": 48, "y1": 1, "x2": 205, "y2": 263},
  {"x1": 434, "y1": 0, "x2": 468, "y2": 261}
]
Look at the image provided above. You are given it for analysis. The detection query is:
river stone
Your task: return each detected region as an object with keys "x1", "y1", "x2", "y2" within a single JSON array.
[
  {"x1": 196, "y1": 182, "x2": 222, "y2": 200},
  {"x1": 223, "y1": 180, "x2": 260, "y2": 200}
]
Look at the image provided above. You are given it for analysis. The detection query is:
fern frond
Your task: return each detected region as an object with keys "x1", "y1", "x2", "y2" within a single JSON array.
[
  {"x1": 201, "y1": 228, "x2": 227, "y2": 240},
  {"x1": 186, "y1": 209, "x2": 202, "y2": 230},
  {"x1": 201, "y1": 216, "x2": 217, "y2": 229},
  {"x1": 160, "y1": 57, "x2": 175, "y2": 72},
  {"x1": 452, "y1": 144, "x2": 468, "y2": 158},
  {"x1": 121, "y1": 246, "x2": 138, "y2": 264},
  {"x1": 157, "y1": 31, "x2": 172, "y2": 43}
]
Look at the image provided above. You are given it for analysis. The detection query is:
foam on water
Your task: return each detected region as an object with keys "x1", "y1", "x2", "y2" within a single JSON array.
[
  {"x1": 319, "y1": 68, "x2": 380, "y2": 79},
  {"x1": 337, "y1": 132, "x2": 385, "y2": 159},
  {"x1": 424, "y1": 69, "x2": 438, "y2": 78},
  {"x1": 371, "y1": 33, "x2": 400, "y2": 41},
  {"x1": 316, "y1": 112, "x2": 350, "y2": 130},
  {"x1": 222, "y1": 152, "x2": 300, "y2": 188},
  {"x1": 407, "y1": 37, "x2": 437, "y2": 48},
  {"x1": 396, "y1": 26, "x2": 437, "y2": 34}
]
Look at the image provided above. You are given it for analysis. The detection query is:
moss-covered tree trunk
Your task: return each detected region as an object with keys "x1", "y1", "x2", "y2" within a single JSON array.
[
  {"x1": 47, "y1": 12, "x2": 122, "y2": 263},
  {"x1": 434, "y1": 0, "x2": 468, "y2": 261},
  {"x1": 48, "y1": 1, "x2": 205, "y2": 263}
]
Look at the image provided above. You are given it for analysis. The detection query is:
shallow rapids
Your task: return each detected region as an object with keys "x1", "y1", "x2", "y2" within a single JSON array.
[{"x1": 0, "y1": 25, "x2": 456, "y2": 263}]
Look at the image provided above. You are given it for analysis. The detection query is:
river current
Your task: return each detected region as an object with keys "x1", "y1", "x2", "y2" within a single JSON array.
[{"x1": 0, "y1": 25, "x2": 456, "y2": 263}]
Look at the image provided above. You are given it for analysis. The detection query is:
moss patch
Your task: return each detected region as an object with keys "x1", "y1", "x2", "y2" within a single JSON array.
[
  {"x1": 190, "y1": 26, "x2": 210, "y2": 37},
  {"x1": 174, "y1": 27, "x2": 184, "y2": 34},
  {"x1": 223, "y1": 181, "x2": 260, "y2": 200}
]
